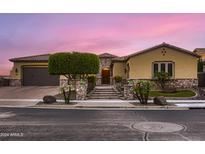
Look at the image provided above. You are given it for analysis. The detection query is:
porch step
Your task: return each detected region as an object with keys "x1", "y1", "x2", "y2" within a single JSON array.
[
  {"x1": 87, "y1": 86, "x2": 122, "y2": 100},
  {"x1": 92, "y1": 91, "x2": 120, "y2": 95},
  {"x1": 88, "y1": 96, "x2": 121, "y2": 99}
]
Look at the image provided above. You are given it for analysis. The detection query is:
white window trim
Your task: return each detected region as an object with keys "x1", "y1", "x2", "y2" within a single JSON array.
[{"x1": 152, "y1": 61, "x2": 174, "y2": 78}]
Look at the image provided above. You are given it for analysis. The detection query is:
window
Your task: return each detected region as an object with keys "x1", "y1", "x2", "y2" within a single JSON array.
[
  {"x1": 168, "y1": 63, "x2": 173, "y2": 76},
  {"x1": 153, "y1": 63, "x2": 158, "y2": 75},
  {"x1": 153, "y1": 62, "x2": 174, "y2": 78},
  {"x1": 161, "y1": 63, "x2": 165, "y2": 72}
]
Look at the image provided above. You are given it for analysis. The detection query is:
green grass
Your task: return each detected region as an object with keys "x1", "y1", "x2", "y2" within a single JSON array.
[{"x1": 149, "y1": 90, "x2": 196, "y2": 97}]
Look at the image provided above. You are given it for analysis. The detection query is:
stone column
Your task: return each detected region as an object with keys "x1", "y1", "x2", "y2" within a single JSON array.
[
  {"x1": 75, "y1": 79, "x2": 88, "y2": 100},
  {"x1": 123, "y1": 84, "x2": 134, "y2": 100}
]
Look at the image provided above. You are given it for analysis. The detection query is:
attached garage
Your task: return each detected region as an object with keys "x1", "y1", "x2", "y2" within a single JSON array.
[{"x1": 22, "y1": 67, "x2": 59, "y2": 86}]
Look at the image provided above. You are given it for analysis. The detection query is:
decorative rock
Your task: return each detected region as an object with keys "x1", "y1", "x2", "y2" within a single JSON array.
[
  {"x1": 153, "y1": 96, "x2": 167, "y2": 106},
  {"x1": 43, "y1": 95, "x2": 56, "y2": 104}
]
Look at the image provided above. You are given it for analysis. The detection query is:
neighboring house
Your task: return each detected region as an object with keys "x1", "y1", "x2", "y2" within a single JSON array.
[
  {"x1": 194, "y1": 48, "x2": 205, "y2": 72},
  {"x1": 9, "y1": 42, "x2": 200, "y2": 88}
]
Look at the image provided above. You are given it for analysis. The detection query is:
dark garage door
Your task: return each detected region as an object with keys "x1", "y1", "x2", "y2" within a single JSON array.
[{"x1": 23, "y1": 67, "x2": 59, "y2": 86}]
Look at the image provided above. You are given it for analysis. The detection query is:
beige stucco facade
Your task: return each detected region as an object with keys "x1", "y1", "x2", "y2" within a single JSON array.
[
  {"x1": 127, "y1": 47, "x2": 198, "y2": 79},
  {"x1": 9, "y1": 43, "x2": 199, "y2": 87},
  {"x1": 112, "y1": 47, "x2": 198, "y2": 80},
  {"x1": 112, "y1": 62, "x2": 126, "y2": 79},
  {"x1": 10, "y1": 62, "x2": 68, "y2": 80},
  {"x1": 10, "y1": 62, "x2": 48, "y2": 80}
]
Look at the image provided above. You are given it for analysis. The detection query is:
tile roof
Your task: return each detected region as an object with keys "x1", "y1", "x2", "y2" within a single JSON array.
[
  {"x1": 9, "y1": 43, "x2": 199, "y2": 63},
  {"x1": 112, "y1": 56, "x2": 128, "y2": 62},
  {"x1": 194, "y1": 48, "x2": 205, "y2": 53},
  {"x1": 9, "y1": 54, "x2": 50, "y2": 62},
  {"x1": 99, "y1": 53, "x2": 118, "y2": 58}
]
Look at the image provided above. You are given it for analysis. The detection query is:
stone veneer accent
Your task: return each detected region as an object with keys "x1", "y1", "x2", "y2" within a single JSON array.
[
  {"x1": 75, "y1": 80, "x2": 88, "y2": 100},
  {"x1": 123, "y1": 79, "x2": 198, "y2": 100},
  {"x1": 9, "y1": 79, "x2": 22, "y2": 86},
  {"x1": 124, "y1": 84, "x2": 134, "y2": 100},
  {"x1": 96, "y1": 57, "x2": 113, "y2": 85},
  {"x1": 60, "y1": 79, "x2": 88, "y2": 100},
  {"x1": 166, "y1": 79, "x2": 198, "y2": 89}
]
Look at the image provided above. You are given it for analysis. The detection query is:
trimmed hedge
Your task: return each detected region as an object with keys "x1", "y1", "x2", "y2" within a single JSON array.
[
  {"x1": 114, "y1": 76, "x2": 122, "y2": 83},
  {"x1": 48, "y1": 52, "x2": 100, "y2": 75}
]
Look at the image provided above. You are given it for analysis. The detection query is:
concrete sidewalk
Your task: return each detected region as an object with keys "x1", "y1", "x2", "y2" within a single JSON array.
[
  {"x1": 0, "y1": 99, "x2": 41, "y2": 107},
  {"x1": 1, "y1": 98, "x2": 205, "y2": 109}
]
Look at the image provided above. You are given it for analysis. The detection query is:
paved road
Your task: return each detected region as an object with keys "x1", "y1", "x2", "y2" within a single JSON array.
[{"x1": 0, "y1": 107, "x2": 205, "y2": 141}]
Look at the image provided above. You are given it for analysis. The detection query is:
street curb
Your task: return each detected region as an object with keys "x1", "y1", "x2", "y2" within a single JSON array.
[
  {"x1": 1, "y1": 99, "x2": 205, "y2": 103},
  {"x1": 29, "y1": 105, "x2": 189, "y2": 110}
]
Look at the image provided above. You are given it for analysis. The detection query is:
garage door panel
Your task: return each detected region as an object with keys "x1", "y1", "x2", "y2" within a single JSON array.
[{"x1": 23, "y1": 67, "x2": 59, "y2": 86}]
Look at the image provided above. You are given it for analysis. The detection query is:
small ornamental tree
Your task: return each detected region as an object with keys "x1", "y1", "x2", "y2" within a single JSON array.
[
  {"x1": 155, "y1": 72, "x2": 170, "y2": 90},
  {"x1": 49, "y1": 52, "x2": 99, "y2": 103},
  {"x1": 133, "y1": 80, "x2": 152, "y2": 104}
]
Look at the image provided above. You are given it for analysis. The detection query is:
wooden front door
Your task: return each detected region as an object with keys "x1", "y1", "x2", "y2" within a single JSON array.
[{"x1": 101, "y1": 68, "x2": 110, "y2": 84}]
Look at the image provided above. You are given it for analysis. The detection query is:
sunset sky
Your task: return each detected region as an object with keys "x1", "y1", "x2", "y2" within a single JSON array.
[{"x1": 0, "y1": 13, "x2": 205, "y2": 75}]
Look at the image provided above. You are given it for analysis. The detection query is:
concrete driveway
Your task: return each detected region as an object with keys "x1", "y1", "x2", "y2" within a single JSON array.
[{"x1": 0, "y1": 86, "x2": 59, "y2": 107}]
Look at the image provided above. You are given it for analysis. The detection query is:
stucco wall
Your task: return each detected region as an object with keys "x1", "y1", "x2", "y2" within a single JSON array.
[
  {"x1": 10, "y1": 62, "x2": 68, "y2": 80},
  {"x1": 127, "y1": 47, "x2": 198, "y2": 79},
  {"x1": 113, "y1": 62, "x2": 126, "y2": 79},
  {"x1": 10, "y1": 62, "x2": 48, "y2": 79}
]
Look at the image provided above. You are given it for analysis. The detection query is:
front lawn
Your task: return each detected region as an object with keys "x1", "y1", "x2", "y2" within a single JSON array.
[{"x1": 149, "y1": 90, "x2": 196, "y2": 97}]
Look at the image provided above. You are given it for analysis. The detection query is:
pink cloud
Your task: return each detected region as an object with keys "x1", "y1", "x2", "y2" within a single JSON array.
[{"x1": 1, "y1": 14, "x2": 205, "y2": 75}]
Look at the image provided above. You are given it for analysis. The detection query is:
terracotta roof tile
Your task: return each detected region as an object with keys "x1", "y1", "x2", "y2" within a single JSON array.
[{"x1": 99, "y1": 53, "x2": 118, "y2": 58}]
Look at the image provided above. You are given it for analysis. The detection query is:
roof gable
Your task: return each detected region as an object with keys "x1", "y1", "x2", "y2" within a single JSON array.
[{"x1": 126, "y1": 42, "x2": 200, "y2": 60}]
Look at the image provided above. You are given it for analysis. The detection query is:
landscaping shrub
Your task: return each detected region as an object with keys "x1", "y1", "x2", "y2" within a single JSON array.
[
  {"x1": 114, "y1": 76, "x2": 122, "y2": 83},
  {"x1": 48, "y1": 52, "x2": 100, "y2": 103},
  {"x1": 87, "y1": 75, "x2": 96, "y2": 92},
  {"x1": 133, "y1": 80, "x2": 152, "y2": 104},
  {"x1": 154, "y1": 72, "x2": 170, "y2": 90},
  {"x1": 49, "y1": 52, "x2": 100, "y2": 76}
]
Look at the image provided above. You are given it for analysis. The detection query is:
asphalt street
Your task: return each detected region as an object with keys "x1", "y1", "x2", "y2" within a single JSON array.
[{"x1": 0, "y1": 107, "x2": 205, "y2": 141}]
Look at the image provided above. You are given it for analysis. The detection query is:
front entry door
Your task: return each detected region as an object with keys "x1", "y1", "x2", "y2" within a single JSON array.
[{"x1": 101, "y1": 68, "x2": 110, "y2": 84}]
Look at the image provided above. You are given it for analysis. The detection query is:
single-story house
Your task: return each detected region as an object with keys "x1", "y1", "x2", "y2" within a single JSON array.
[{"x1": 9, "y1": 42, "x2": 200, "y2": 88}]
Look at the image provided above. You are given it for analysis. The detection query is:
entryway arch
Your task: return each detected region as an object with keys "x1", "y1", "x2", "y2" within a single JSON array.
[{"x1": 101, "y1": 67, "x2": 110, "y2": 84}]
